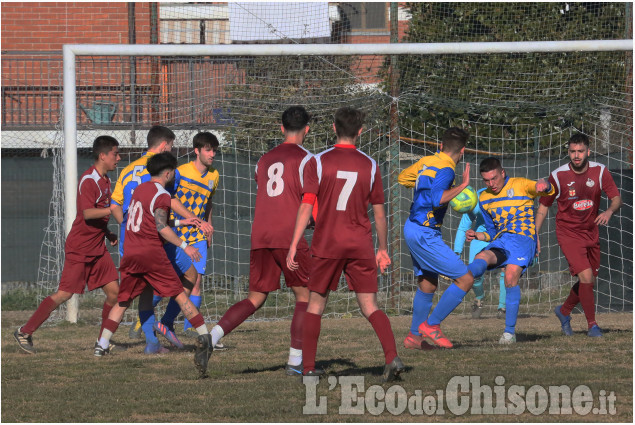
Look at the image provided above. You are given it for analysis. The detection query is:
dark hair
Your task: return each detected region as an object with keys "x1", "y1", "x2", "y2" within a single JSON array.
[
  {"x1": 334, "y1": 107, "x2": 365, "y2": 139},
  {"x1": 147, "y1": 152, "x2": 178, "y2": 177},
  {"x1": 193, "y1": 132, "x2": 219, "y2": 151},
  {"x1": 479, "y1": 157, "x2": 503, "y2": 174},
  {"x1": 282, "y1": 106, "x2": 310, "y2": 132},
  {"x1": 568, "y1": 133, "x2": 590, "y2": 148},
  {"x1": 147, "y1": 125, "x2": 176, "y2": 149},
  {"x1": 92, "y1": 135, "x2": 119, "y2": 160},
  {"x1": 441, "y1": 127, "x2": 469, "y2": 154}
]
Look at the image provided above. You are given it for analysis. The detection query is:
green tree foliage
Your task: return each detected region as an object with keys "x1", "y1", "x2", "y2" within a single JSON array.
[{"x1": 393, "y1": 2, "x2": 629, "y2": 153}]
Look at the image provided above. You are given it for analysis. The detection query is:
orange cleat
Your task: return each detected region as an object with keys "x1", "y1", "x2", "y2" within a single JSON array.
[{"x1": 418, "y1": 321, "x2": 453, "y2": 348}]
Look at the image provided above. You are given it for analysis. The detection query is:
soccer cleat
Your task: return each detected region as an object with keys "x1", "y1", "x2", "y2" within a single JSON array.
[
  {"x1": 183, "y1": 328, "x2": 199, "y2": 339},
  {"x1": 403, "y1": 331, "x2": 424, "y2": 350},
  {"x1": 303, "y1": 368, "x2": 326, "y2": 377},
  {"x1": 144, "y1": 341, "x2": 170, "y2": 355},
  {"x1": 285, "y1": 363, "x2": 303, "y2": 376},
  {"x1": 129, "y1": 319, "x2": 143, "y2": 339},
  {"x1": 14, "y1": 328, "x2": 35, "y2": 354},
  {"x1": 153, "y1": 322, "x2": 184, "y2": 349},
  {"x1": 418, "y1": 321, "x2": 453, "y2": 348},
  {"x1": 382, "y1": 356, "x2": 405, "y2": 382},
  {"x1": 93, "y1": 341, "x2": 111, "y2": 357},
  {"x1": 499, "y1": 332, "x2": 516, "y2": 345},
  {"x1": 554, "y1": 305, "x2": 573, "y2": 336},
  {"x1": 587, "y1": 325, "x2": 604, "y2": 337},
  {"x1": 496, "y1": 308, "x2": 506, "y2": 319},
  {"x1": 194, "y1": 334, "x2": 213, "y2": 378},
  {"x1": 213, "y1": 342, "x2": 228, "y2": 351},
  {"x1": 471, "y1": 300, "x2": 483, "y2": 319}
]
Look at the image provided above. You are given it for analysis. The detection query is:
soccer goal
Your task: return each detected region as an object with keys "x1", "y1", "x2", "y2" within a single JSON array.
[{"x1": 40, "y1": 38, "x2": 632, "y2": 324}]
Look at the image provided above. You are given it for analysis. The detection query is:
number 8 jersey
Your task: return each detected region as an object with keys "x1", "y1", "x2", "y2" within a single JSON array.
[
  {"x1": 302, "y1": 144, "x2": 385, "y2": 260},
  {"x1": 251, "y1": 142, "x2": 313, "y2": 249}
]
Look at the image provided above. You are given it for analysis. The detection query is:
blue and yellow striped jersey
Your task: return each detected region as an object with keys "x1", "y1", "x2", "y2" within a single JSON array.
[
  {"x1": 111, "y1": 151, "x2": 155, "y2": 219},
  {"x1": 169, "y1": 161, "x2": 220, "y2": 244},
  {"x1": 398, "y1": 151, "x2": 456, "y2": 229},
  {"x1": 479, "y1": 177, "x2": 555, "y2": 241}
]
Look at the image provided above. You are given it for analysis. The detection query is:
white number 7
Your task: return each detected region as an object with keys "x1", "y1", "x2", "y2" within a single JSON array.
[{"x1": 336, "y1": 171, "x2": 357, "y2": 211}]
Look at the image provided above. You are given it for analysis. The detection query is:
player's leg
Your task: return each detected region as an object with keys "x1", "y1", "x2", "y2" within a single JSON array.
[
  {"x1": 577, "y1": 268, "x2": 601, "y2": 336},
  {"x1": 405, "y1": 274, "x2": 436, "y2": 349},
  {"x1": 469, "y1": 239, "x2": 488, "y2": 319},
  {"x1": 160, "y1": 242, "x2": 196, "y2": 333},
  {"x1": 497, "y1": 271, "x2": 507, "y2": 319},
  {"x1": 302, "y1": 290, "x2": 330, "y2": 376},
  {"x1": 499, "y1": 264, "x2": 523, "y2": 344},
  {"x1": 183, "y1": 273, "x2": 203, "y2": 334},
  {"x1": 95, "y1": 300, "x2": 131, "y2": 356},
  {"x1": 210, "y1": 290, "x2": 267, "y2": 348}
]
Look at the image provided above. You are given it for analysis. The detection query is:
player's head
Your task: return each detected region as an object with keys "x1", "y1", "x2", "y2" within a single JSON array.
[
  {"x1": 147, "y1": 152, "x2": 178, "y2": 185},
  {"x1": 193, "y1": 132, "x2": 219, "y2": 168},
  {"x1": 440, "y1": 127, "x2": 469, "y2": 157},
  {"x1": 282, "y1": 106, "x2": 310, "y2": 132},
  {"x1": 92, "y1": 135, "x2": 120, "y2": 171},
  {"x1": 147, "y1": 125, "x2": 176, "y2": 153},
  {"x1": 333, "y1": 107, "x2": 365, "y2": 141},
  {"x1": 568, "y1": 133, "x2": 591, "y2": 172},
  {"x1": 479, "y1": 156, "x2": 506, "y2": 194}
]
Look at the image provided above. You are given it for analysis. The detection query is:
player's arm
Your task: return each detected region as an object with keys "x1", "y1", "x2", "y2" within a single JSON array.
[
  {"x1": 596, "y1": 195, "x2": 622, "y2": 226},
  {"x1": 453, "y1": 211, "x2": 474, "y2": 254},
  {"x1": 372, "y1": 203, "x2": 391, "y2": 273},
  {"x1": 110, "y1": 204, "x2": 123, "y2": 224},
  {"x1": 203, "y1": 193, "x2": 215, "y2": 247},
  {"x1": 110, "y1": 174, "x2": 125, "y2": 224},
  {"x1": 534, "y1": 204, "x2": 550, "y2": 254},
  {"x1": 79, "y1": 180, "x2": 112, "y2": 220},
  {"x1": 438, "y1": 163, "x2": 470, "y2": 205},
  {"x1": 529, "y1": 177, "x2": 554, "y2": 197},
  {"x1": 83, "y1": 207, "x2": 112, "y2": 220},
  {"x1": 466, "y1": 202, "x2": 495, "y2": 243},
  {"x1": 397, "y1": 158, "x2": 425, "y2": 188},
  {"x1": 155, "y1": 207, "x2": 201, "y2": 262},
  {"x1": 286, "y1": 195, "x2": 315, "y2": 271}
]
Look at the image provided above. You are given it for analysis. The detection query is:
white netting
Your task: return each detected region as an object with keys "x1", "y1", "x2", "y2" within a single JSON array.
[{"x1": 18, "y1": 3, "x2": 632, "y2": 324}]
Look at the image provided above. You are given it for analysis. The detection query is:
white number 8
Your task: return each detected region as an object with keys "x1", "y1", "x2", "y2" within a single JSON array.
[{"x1": 266, "y1": 162, "x2": 284, "y2": 197}]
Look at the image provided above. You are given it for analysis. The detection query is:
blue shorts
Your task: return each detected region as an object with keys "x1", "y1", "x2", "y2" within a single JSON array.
[
  {"x1": 482, "y1": 233, "x2": 536, "y2": 274},
  {"x1": 164, "y1": 240, "x2": 207, "y2": 276},
  {"x1": 404, "y1": 219, "x2": 469, "y2": 280}
]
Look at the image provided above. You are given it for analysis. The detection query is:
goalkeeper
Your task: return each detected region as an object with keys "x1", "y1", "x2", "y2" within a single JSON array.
[{"x1": 453, "y1": 187, "x2": 506, "y2": 319}]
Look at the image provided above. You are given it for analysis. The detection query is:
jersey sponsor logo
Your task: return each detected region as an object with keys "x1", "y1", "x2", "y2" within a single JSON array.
[
  {"x1": 507, "y1": 188, "x2": 514, "y2": 198},
  {"x1": 586, "y1": 178, "x2": 595, "y2": 188},
  {"x1": 573, "y1": 200, "x2": 593, "y2": 211}
]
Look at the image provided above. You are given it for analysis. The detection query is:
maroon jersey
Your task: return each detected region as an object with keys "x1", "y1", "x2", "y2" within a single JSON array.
[
  {"x1": 540, "y1": 161, "x2": 620, "y2": 238},
  {"x1": 65, "y1": 166, "x2": 112, "y2": 259},
  {"x1": 251, "y1": 143, "x2": 313, "y2": 249},
  {"x1": 120, "y1": 181, "x2": 172, "y2": 273},
  {"x1": 303, "y1": 144, "x2": 384, "y2": 259}
]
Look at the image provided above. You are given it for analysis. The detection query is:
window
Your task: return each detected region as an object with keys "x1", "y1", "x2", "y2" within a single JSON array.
[{"x1": 340, "y1": 2, "x2": 387, "y2": 31}]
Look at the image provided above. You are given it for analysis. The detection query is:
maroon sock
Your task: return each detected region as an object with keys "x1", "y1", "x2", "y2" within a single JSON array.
[
  {"x1": 217, "y1": 299, "x2": 257, "y2": 335},
  {"x1": 100, "y1": 318, "x2": 120, "y2": 339},
  {"x1": 22, "y1": 296, "x2": 59, "y2": 335},
  {"x1": 188, "y1": 313, "x2": 205, "y2": 330},
  {"x1": 99, "y1": 302, "x2": 114, "y2": 337},
  {"x1": 290, "y1": 301, "x2": 308, "y2": 350},
  {"x1": 560, "y1": 281, "x2": 580, "y2": 316},
  {"x1": 302, "y1": 312, "x2": 322, "y2": 374},
  {"x1": 368, "y1": 310, "x2": 398, "y2": 364},
  {"x1": 578, "y1": 282, "x2": 597, "y2": 328}
]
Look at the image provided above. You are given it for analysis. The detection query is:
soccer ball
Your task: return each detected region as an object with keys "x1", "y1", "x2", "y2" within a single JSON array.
[{"x1": 449, "y1": 185, "x2": 477, "y2": 213}]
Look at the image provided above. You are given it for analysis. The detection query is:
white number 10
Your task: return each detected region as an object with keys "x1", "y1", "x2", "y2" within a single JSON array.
[{"x1": 336, "y1": 171, "x2": 357, "y2": 211}]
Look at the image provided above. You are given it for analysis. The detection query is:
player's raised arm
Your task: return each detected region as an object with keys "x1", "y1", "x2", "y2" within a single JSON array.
[{"x1": 439, "y1": 163, "x2": 470, "y2": 205}]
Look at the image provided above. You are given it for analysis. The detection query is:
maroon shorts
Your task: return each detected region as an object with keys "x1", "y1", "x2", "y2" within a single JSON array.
[
  {"x1": 118, "y1": 260, "x2": 182, "y2": 303},
  {"x1": 557, "y1": 232, "x2": 600, "y2": 277},
  {"x1": 309, "y1": 256, "x2": 378, "y2": 295},
  {"x1": 58, "y1": 253, "x2": 118, "y2": 294},
  {"x1": 249, "y1": 248, "x2": 310, "y2": 292}
]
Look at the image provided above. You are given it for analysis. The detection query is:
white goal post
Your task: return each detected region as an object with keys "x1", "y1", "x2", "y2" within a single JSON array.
[{"x1": 61, "y1": 40, "x2": 632, "y2": 323}]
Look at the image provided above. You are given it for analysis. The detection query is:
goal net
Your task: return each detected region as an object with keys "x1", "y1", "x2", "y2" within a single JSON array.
[{"x1": 36, "y1": 4, "x2": 632, "y2": 325}]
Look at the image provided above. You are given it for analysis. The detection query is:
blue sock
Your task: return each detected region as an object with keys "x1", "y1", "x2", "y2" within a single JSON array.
[
  {"x1": 410, "y1": 289, "x2": 433, "y2": 335},
  {"x1": 152, "y1": 295, "x2": 162, "y2": 307},
  {"x1": 467, "y1": 259, "x2": 488, "y2": 279},
  {"x1": 139, "y1": 310, "x2": 159, "y2": 345},
  {"x1": 183, "y1": 295, "x2": 202, "y2": 331},
  {"x1": 161, "y1": 298, "x2": 181, "y2": 330},
  {"x1": 427, "y1": 283, "x2": 467, "y2": 326},
  {"x1": 504, "y1": 285, "x2": 521, "y2": 334},
  {"x1": 472, "y1": 276, "x2": 485, "y2": 300},
  {"x1": 498, "y1": 273, "x2": 507, "y2": 309}
]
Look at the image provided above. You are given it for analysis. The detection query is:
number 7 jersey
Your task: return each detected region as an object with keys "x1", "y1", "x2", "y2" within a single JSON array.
[{"x1": 251, "y1": 142, "x2": 313, "y2": 249}]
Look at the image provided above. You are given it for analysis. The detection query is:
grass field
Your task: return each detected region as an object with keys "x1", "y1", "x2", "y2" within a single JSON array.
[{"x1": 2, "y1": 309, "x2": 632, "y2": 422}]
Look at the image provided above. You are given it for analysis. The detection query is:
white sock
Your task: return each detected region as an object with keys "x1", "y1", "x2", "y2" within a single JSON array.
[
  {"x1": 288, "y1": 347, "x2": 302, "y2": 366},
  {"x1": 210, "y1": 325, "x2": 224, "y2": 346},
  {"x1": 195, "y1": 324, "x2": 208, "y2": 336},
  {"x1": 99, "y1": 329, "x2": 113, "y2": 349}
]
